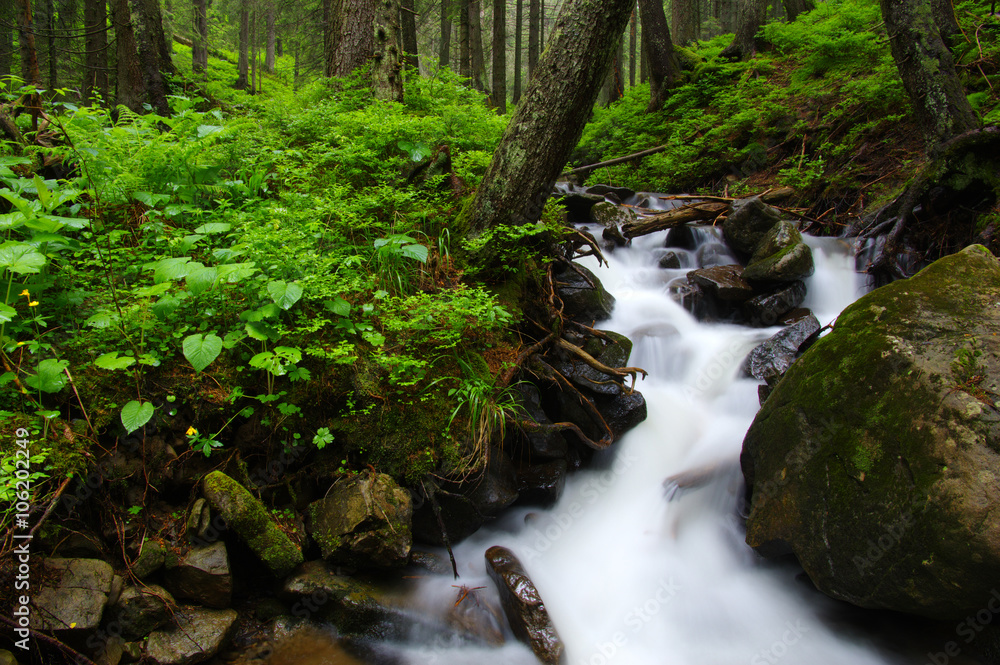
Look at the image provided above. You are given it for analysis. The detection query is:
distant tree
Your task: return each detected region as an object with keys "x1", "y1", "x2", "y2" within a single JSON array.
[
  {"x1": 513, "y1": 0, "x2": 522, "y2": 102},
  {"x1": 491, "y1": 0, "x2": 506, "y2": 112},
  {"x1": 459, "y1": 0, "x2": 470, "y2": 76},
  {"x1": 371, "y1": 0, "x2": 404, "y2": 100},
  {"x1": 266, "y1": 6, "x2": 276, "y2": 73},
  {"x1": 193, "y1": 0, "x2": 208, "y2": 74},
  {"x1": 113, "y1": 0, "x2": 144, "y2": 110},
  {"x1": 82, "y1": 0, "x2": 109, "y2": 102},
  {"x1": 469, "y1": 0, "x2": 486, "y2": 89},
  {"x1": 439, "y1": 0, "x2": 451, "y2": 68},
  {"x1": 638, "y1": 0, "x2": 680, "y2": 110},
  {"x1": 0, "y1": 1, "x2": 11, "y2": 78},
  {"x1": 401, "y1": 0, "x2": 419, "y2": 69},
  {"x1": 671, "y1": 0, "x2": 697, "y2": 44},
  {"x1": 236, "y1": 0, "x2": 249, "y2": 88},
  {"x1": 527, "y1": 0, "x2": 538, "y2": 78},
  {"x1": 327, "y1": 0, "x2": 403, "y2": 100},
  {"x1": 133, "y1": 0, "x2": 171, "y2": 112},
  {"x1": 629, "y1": 7, "x2": 636, "y2": 87},
  {"x1": 781, "y1": 0, "x2": 814, "y2": 21},
  {"x1": 15, "y1": 0, "x2": 42, "y2": 85},
  {"x1": 720, "y1": 0, "x2": 767, "y2": 59},
  {"x1": 467, "y1": 0, "x2": 635, "y2": 234}
]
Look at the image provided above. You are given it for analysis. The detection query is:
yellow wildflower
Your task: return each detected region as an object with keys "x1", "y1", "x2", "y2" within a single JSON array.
[
  {"x1": 19, "y1": 289, "x2": 29, "y2": 297},
  {"x1": 28, "y1": 301, "x2": 39, "y2": 307},
  {"x1": 186, "y1": 426, "x2": 198, "y2": 437}
]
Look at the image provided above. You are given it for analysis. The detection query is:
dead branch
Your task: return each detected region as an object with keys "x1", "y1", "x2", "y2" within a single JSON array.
[
  {"x1": 622, "y1": 202, "x2": 728, "y2": 238},
  {"x1": 528, "y1": 357, "x2": 615, "y2": 449},
  {"x1": 560, "y1": 145, "x2": 668, "y2": 177},
  {"x1": 555, "y1": 337, "x2": 647, "y2": 389}
]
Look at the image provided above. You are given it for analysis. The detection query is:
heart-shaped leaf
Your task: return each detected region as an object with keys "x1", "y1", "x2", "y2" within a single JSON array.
[
  {"x1": 121, "y1": 400, "x2": 155, "y2": 433},
  {"x1": 267, "y1": 280, "x2": 303, "y2": 310},
  {"x1": 25, "y1": 358, "x2": 69, "y2": 393},
  {"x1": 183, "y1": 333, "x2": 223, "y2": 372},
  {"x1": 95, "y1": 352, "x2": 136, "y2": 371}
]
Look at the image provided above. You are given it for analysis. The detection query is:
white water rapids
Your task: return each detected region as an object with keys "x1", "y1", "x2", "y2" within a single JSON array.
[{"x1": 372, "y1": 217, "x2": 913, "y2": 665}]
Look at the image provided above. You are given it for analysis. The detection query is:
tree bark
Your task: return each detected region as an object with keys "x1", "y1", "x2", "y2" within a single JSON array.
[
  {"x1": 931, "y1": 0, "x2": 961, "y2": 40},
  {"x1": 780, "y1": 0, "x2": 814, "y2": 21},
  {"x1": 236, "y1": 1, "x2": 249, "y2": 89},
  {"x1": 401, "y1": 0, "x2": 418, "y2": 70},
  {"x1": 192, "y1": 0, "x2": 207, "y2": 74},
  {"x1": 250, "y1": 8, "x2": 257, "y2": 92},
  {"x1": 15, "y1": 0, "x2": 42, "y2": 85},
  {"x1": 492, "y1": 0, "x2": 506, "y2": 112},
  {"x1": 539, "y1": 0, "x2": 543, "y2": 51},
  {"x1": 83, "y1": 0, "x2": 108, "y2": 102},
  {"x1": 880, "y1": 0, "x2": 978, "y2": 152},
  {"x1": 527, "y1": 0, "x2": 538, "y2": 78},
  {"x1": 132, "y1": 0, "x2": 169, "y2": 112},
  {"x1": 112, "y1": 0, "x2": 143, "y2": 111},
  {"x1": 140, "y1": 0, "x2": 173, "y2": 74},
  {"x1": 0, "y1": 0, "x2": 11, "y2": 78},
  {"x1": 42, "y1": 0, "x2": 56, "y2": 88},
  {"x1": 638, "y1": 0, "x2": 680, "y2": 111},
  {"x1": 720, "y1": 0, "x2": 767, "y2": 59},
  {"x1": 459, "y1": 0, "x2": 470, "y2": 76},
  {"x1": 629, "y1": 7, "x2": 636, "y2": 88},
  {"x1": 605, "y1": 42, "x2": 624, "y2": 105},
  {"x1": 265, "y1": 6, "x2": 275, "y2": 73},
  {"x1": 372, "y1": 0, "x2": 404, "y2": 101},
  {"x1": 671, "y1": 0, "x2": 697, "y2": 45},
  {"x1": 467, "y1": 0, "x2": 635, "y2": 234},
  {"x1": 470, "y1": 0, "x2": 486, "y2": 90},
  {"x1": 513, "y1": 0, "x2": 522, "y2": 101},
  {"x1": 439, "y1": 0, "x2": 451, "y2": 68}
]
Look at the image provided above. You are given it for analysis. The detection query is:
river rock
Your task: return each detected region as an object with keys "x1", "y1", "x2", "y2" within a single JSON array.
[
  {"x1": 586, "y1": 184, "x2": 635, "y2": 201},
  {"x1": 743, "y1": 314, "x2": 820, "y2": 382},
  {"x1": 665, "y1": 225, "x2": 698, "y2": 250},
  {"x1": 742, "y1": 221, "x2": 815, "y2": 284},
  {"x1": 31, "y1": 558, "x2": 114, "y2": 630},
  {"x1": 516, "y1": 459, "x2": 568, "y2": 506},
  {"x1": 590, "y1": 201, "x2": 636, "y2": 228},
  {"x1": 281, "y1": 560, "x2": 397, "y2": 634},
  {"x1": 485, "y1": 546, "x2": 564, "y2": 664},
  {"x1": 558, "y1": 192, "x2": 605, "y2": 222},
  {"x1": 130, "y1": 537, "x2": 166, "y2": 579},
  {"x1": 598, "y1": 389, "x2": 648, "y2": 440},
  {"x1": 658, "y1": 251, "x2": 683, "y2": 269},
  {"x1": 201, "y1": 470, "x2": 304, "y2": 577},
  {"x1": 145, "y1": 607, "x2": 237, "y2": 665},
  {"x1": 164, "y1": 541, "x2": 232, "y2": 608},
  {"x1": 306, "y1": 473, "x2": 412, "y2": 568},
  {"x1": 688, "y1": 264, "x2": 754, "y2": 302},
  {"x1": 742, "y1": 281, "x2": 808, "y2": 327},
  {"x1": 557, "y1": 330, "x2": 634, "y2": 397},
  {"x1": 722, "y1": 195, "x2": 782, "y2": 254},
  {"x1": 555, "y1": 263, "x2": 615, "y2": 323},
  {"x1": 113, "y1": 584, "x2": 175, "y2": 639},
  {"x1": 741, "y1": 245, "x2": 1000, "y2": 619},
  {"x1": 514, "y1": 383, "x2": 569, "y2": 461}
]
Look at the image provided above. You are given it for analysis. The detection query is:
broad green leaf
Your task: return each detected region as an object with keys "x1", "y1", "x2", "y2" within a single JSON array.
[
  {"x1": 325, "y1": 298, "x2": 351, "y2": 317},
  {"x1": 197, "y1": 124, "x2": 224, "y2": 138},
  {"x1": 0, "y1": 241, "x2": 46, "y2": 274},
  {"x1": 121, "y1": 400, "x2": 155, "y2": 433},
  {"x1": 25, "y1": 358, "x2": 69, "y2": 393},
  {"x1": 195, "y1": 222, "x2": 231, "y2": 234},
  {"x1": 135, "y1": 282, "x2": 172, "y2": 298},
  {"x1": 182, "y1": 333, "x2": 223, "y2": 372},
  {"x1": 178, "y1": 234, "x2": 206, "y2": 253},
  {"x1": 274, "y1": 346, "x2": 302, "y2": 364},
  {"x1": 0, "y1": 213, "x2": 24, "y2": 231},
  {"x1": 84, "y1": 311, "x2": 116, "y2": 328},
  {"x1": 245, "y1": 320, "x2": 278, "y2": 341},
  {"x1": 399, "y1": 243, "x2": 429, "y2": 263},
  {"x1": 0, "y1": 303, "x2": 15, "y2": 323},
  {"x1": 217, "y1": 262, "x2": 256, "y2": 282},
  {"x1": 152, "y1": 296, "x2": 181, "y2": 320},
  {"x1": 267, "y1": 280, "x2": 303, "y2": 310},
  {"x1": 186, "y1": 266, "x2": 218, "y2": 295},
  {"x1": 33, "y1": 175, "x2": 51, "y2": 210},
  {"x1": 95, "y1": 352, "x2": 136, "y2": 371},
  {"x1": 146, "y1": 257, "x2": 194, "y2": 283},
  {"x1": 133, "y1": 191, "x2": 171, "y2": 208}
]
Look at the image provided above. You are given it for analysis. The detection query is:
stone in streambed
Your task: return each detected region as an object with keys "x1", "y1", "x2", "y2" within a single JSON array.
[
  {"x1": 555, "y1": 263, "x2": 615, "y2": 323},
  {"x1": 688, "y1": 264, "x2": 754, "y2": 302},
  {"x1": 164, "y1": 541, "x2": 232, "y2": 609},
  {"x1": 742, "y1": 281, "x2": 808, "y2": 327},
  {"x1": 742, "y1": 221, "x2": 814, "y2": 284},
  {"x1": 31, "y1": 558, "x2": 114, "y2": 631},
  {"x1": 145, "y1": 607, "x2": 237, "y2": 665},
  {"x1": 743, "y1": 314, "x2": 821, "y2": 382},
  {"x1": 722, "y1": 195, "x2": 782, "y2": 255}
]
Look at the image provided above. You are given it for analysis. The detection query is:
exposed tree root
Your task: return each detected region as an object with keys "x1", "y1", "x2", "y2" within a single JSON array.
[{"x1": 554, "y1": 337, "x2": 647, "y2": 390}]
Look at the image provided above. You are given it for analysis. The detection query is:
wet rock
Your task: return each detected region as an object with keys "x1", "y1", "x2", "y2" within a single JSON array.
[
  {"x1": 446, "y1": 593, "x2": 506, "y2": 647},
  {"x1": 306, "y1": 473, "x2": 412, "y2": 568},
  {"x1": 602, "y1": 224, "x2": 628, "y2": 249},
  {"x1": 558, "y1": 192, "x2": 604, "y2": 222},
  {"x1": 516, "y1": 459, "x2": 568, "y2": 506},
  {"x1": 742, "y1": 245, "x2": 1000, "y2": 619},
  {"x1": 55, "y1": 531, "x2": 106, "y2": 559},
  {"x1": 779, "y1": 307, "x2": 814, "y2": 325},
  {"x1": 408, "y1": 550, "x2": 451, "y2": 575},
  {"x1": 485, "y1": 546, "x2": 564, "y2": 664},
  {"x1": 164, "y1": 541, "x2": 232, "y2": 608},
  {"x1": 696, "y1": 242, "x2": 738, "y2": 268},
  {"x1": 31, "y1": 558, "x2": 114, "y2": 631},
  {"x1": 657, "y1": 251, "x2": 683, "y2": 269},
  {"x1": 742, "y1": 281, "x2": 808, "y2": 327},
  {"x1": 598, "y1": 389, "x2": 648, "y2": 440},
  {"x1": 282, "y1": 561, "x2": 395, "y2": 634},
  {"x1": 186, "y1": 498, "x2": 212, "y2": 541},
  {"x1": 202, "y1": 470, "x2": 304, "y2": 577},
  {"x1": 94, "y1": 636, "x2": 124, "y2": 665},
  {"x1": 665, "y1": 225, "x2": 698, "y2": 250},
  {"x1": 669, "y1": 279, "x2": 710, "y2": 320},
  {"x1": 130, "y1": 537, "x2": 165, "y2": 579},
  {"x1": 113, "y1": 585, "x2": 176, "y2": 639},
  {"x1": 590, "y1": 201, "x2": 636, "y2": 228},
  {"x1": 514, "y1": 384, "x2": 568, "y2": 461},
  {"x1": 586, "y1": 184, "x2": 635, "y2": 201},
  {"x1": 555, "y1": 263, "x2": 616, "y2": 323},
  {"x1": 742, "y1": 221, "x2": 815, "y2": 284},
  {"x1": 722, "y1": 195, "x2": 782, "y2": 255},
  {"x1": 688, "y1": 264, "x2": 754, "y2": 302},
  {"x1": 145, "y1": 607, "x2": 237, "y2": 665},
  {"x1": 556, "y1": 330, "x2": 634, "y2": 397},
  {"x1": 743, "y1": 314, "x2": 821, "y2": 382}
]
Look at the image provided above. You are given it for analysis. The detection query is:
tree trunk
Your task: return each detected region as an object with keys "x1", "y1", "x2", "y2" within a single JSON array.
[
  {"x1": 470, "y1": 0, "x2": 486, "y2": 90},
  {"x1": 401, "y1": 0, "x2": 418, "y2": 70},
  {"x1": 513, "y1": 0, "x2": 522, "y2": 102},
  {"x1": 15, "y1": 0, "x2": 42, "y2": 85},
  {"x1": 236, "y1": 2, "x2": 249, "y2": 88},
  {"x1": 720, "y1": 0, "x2": 767, "y2": 59},
  {"x1": 83, "y1": 0, "x2": 108, "y2": 101},
  {"x1": 491, "y1": 0, "x2": 506, "y2": 112},
  {"x1": 323, "y1": 0, "x2": 331, "y2": 74},
  {"x1": 42, "y1": 0, "x2": 56, "y2": 88},
  {"x1": 459, "y1": 0, "x2": 470, "y2": 76},
  {"x1": 931, "y1": 0, "x2": 961, "y2": 40},
  {"x1": 439, "y1": 0, "x2": 451, "y2": 68},
  {"x1": 250, "y1": 9, "x2": 257, "y2": 93},
  {"x1": 265, "y1": 6, "x2": 275, "y2": 73},
  {"x1": 527, "y1": 0, "x2": 538, "y2": 78},
  {"x1": 467, "y1": 0, "x2": 635, "y2": 234},
  {"x1": 140, "y1": 0, "x2": 173, "y2": 74},
  {"x1": 639, "y1": 0, "x2": 680, "y2": 111},
  {"x1": 780, "y1": 0, "x2": 813, "y2": 21},
  {"x1": 193, "y1": 0, "x2": 207, "y2": 74},
  {"x1": 605, "y1": 42, "x2": 624, "y2": 104},
  {"x1": 372, "y1": 0, "x2": 404, "y2": 101},
  {"x1": 640, "y1": 19, "x2": 647, "y2": 82},
  {"x1": 629, "y1": 7, "x2": 636, "y2": 88},
  {"x1": 0, "y1": 0, "x2": 11, "y2": 78},
  {"x1": 671, "y1": 0, "x2": 697, "y2": 45},
  {"x1": 538, "y1": 0, "x2": 543, "y2": 51},
  {"x1": 880, "y1": 0, "x2": 978, "y2": 152},
  {"x1": 112, "y1": 0, "x2": 143, "y2": 111},
  {"x1": 132, "y1": 0, "x2": 169, "y2": 112}
]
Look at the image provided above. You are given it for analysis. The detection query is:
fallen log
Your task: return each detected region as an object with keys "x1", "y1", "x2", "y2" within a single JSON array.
[
  {"x1": 560, "y1": 145, "x2": 667, "y2": 177},
  {"x1": 621, "y1": 201, "x2": 728, "y2": 238}
]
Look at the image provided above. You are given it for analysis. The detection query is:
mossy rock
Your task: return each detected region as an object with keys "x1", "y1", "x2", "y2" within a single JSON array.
[
  {"x1": 201, "y1": 471, "x2": 304, "y2": 578},
  {"x1": 742, "y1": 245, "x2": 1000, "y2": 619},
  {"x1": 722, "y1": 195, "x2": 782, "y2": 255},
  {"x1": 742, "y1": 221, "x2": 815, "y2": 284}
]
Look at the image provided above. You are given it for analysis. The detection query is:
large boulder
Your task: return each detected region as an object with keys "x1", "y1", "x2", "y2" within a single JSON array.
[
  {"x1": 742, "y1": 221, "x2": 815, "y2": 284},
  {"x1": 306, "y1": 473, "x2": 412, "y2": 568},
  {"x1": 113, "y1": 584, "x2": 176, "y2": 639},
  {"x1": 741, "y1": 245, "x2": 1000, "y2": 619},
  {"x1": 555, "y1": 263, "x2": 615, "y2": 323},
  {"x1": 485, "y1": 546, "x2": 564, "y2": 664},
  {"x1": 201, "y1": 470, "x2": 304, "y2": 578},
  {"x1": 722, "y1": 196, "x2": 782, "y2": 255},
  {"x1": 145, "y1": 607, "x2": 237, "y2": 665},
  {"x1": 31, "y1": 558, "x2": 114, "y2": 631}
]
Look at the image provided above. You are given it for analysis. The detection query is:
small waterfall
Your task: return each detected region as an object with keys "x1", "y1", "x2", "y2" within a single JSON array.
[{"x1": 373, "y1": 221, "x2": 901, "y2": 665}]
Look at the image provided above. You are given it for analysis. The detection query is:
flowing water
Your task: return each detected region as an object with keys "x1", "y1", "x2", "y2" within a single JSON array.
[{"x1": 368, "y1": 214, "x2": 913, "y2": 665}]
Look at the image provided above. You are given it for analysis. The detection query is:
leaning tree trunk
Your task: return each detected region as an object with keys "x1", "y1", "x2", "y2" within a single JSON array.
[
  {"x1": 140, "y1": 0, "x2": 174, "y2": 74},
  {"x1": 639, "y1": 0, "x2": 680, "y2": 111},
  {"x1": 527, "y1": 0, "x2": 538, "y2": 78},
  {"x1": 880, "y1": 0, "x2": 977, "y2": 153},
  {"x1": 113, "y1": 0, "x2": 145, "y2": 111},
  {"x1": 467, "y1": 0, "x2": 636, "y2": 234},
  {"x1": 193, "y1": 0, "x2": 208, "y2": 74},
  {"x1": 492, "y1": 0, "x2": 507, "y2": 112},
  {"x1": 372, "y1": 0, "x2": 404, "y2": 101},
  {"x1": 931, "y1": 0, "x2": 962, "y2": 41},
  {"x1": 83, "y1": 0, "x2": 109, "y2": 102},
  {"x1": 720, "y1": 0, "x2": 767, "y2": 59}
]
